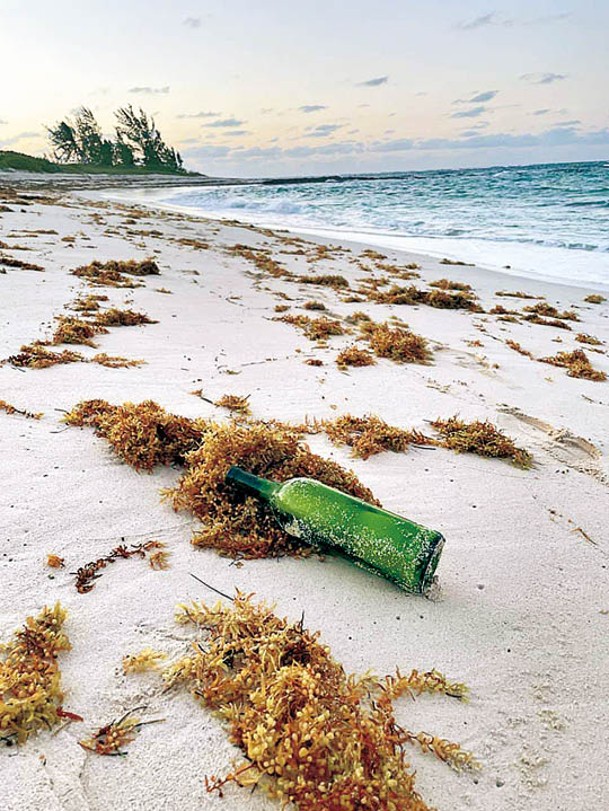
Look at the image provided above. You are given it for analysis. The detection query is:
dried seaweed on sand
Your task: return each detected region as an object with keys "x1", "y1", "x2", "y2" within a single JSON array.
[{"x1": 162, "y1": 594, "x2": 476, "y2": 810}]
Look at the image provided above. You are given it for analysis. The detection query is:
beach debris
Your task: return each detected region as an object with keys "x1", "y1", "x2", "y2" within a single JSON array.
[
  {"x1": 167, "y1": 420, "x2": 378, "y2": 558},
  {"x1": 496, "y1": 290, "x2": 543, "y2": 300},
  {"x1": 215, "y1": 394, "x2": 252, "y2": 416},
  {"x1": 320, "y1": 415, "x2": 433, "y2": 460},
  {"x1": 149, "y1": 548, "x2": 171, "y2": 569},
  {"x1": 94, "y1": 307, "x2": 157, "y2": 327},
  {"x1": 335, "y1": 345, "x2": 376, "y2": 368},
  {"x1": 302, "y1": 300, "x2": 327, "y2": 311},
  {"x1": 575, "y1": 333, "x2": 602, "y2": 346},
  {"x1": 304, "y1": 358, "x2": 324, "y2": 366},
  {"x1": 539, "y1": 349, "x2": 607, "y2": 382},
  {"x1": 364, "y1": 321, "x2": 432, "y2": 364},
  {"x1": 366, "y1": 283, "x2": 483, "y2": 312},
  {"x1": 226, "y1": 465, "x2": 444, "y2": 593},
  {"x1": 79, "y1": 707, "x2": 163, "y2": 756},
  {"x1": 64, "y1": 400, "x2": 207, "y2": 471},
  {"x1": 430, "y1": 417, "x2": 532, "y2": 468},
  {"x1": 429, "y1": 278, "x2": 472, "y2": 291},
  {"x1": 4, "y1": 342, "x2": 84, "y2": 369},
  {"x1": 440, "y1": 257, "x2": 474, "y2": 266},
  {"x1": 155, "y1": 286, "x2": 173, "y2": 294},
  {"x1": 298, "y1": 273, "x2": 350, "y2": 290},
  {"x1": 583, "y1": 294, "x2": 606, "y2": 304},
  {"x1": 91, "y1": 353, "x2": 146, "y2": 368},
  {"x1": 122, "y1": 649, "x2": 167, "y2": 674},
  {"x1": 51, "y1": 315, "x2": 108, "y2": 347},
  {"x1": 0, "y1": 399, "x2": 43, "y2": 419},
  {"x1": 71, "y1": 258, "x2": 159, "y2": 288},
  {"x1": 74, "y1": 540, "x2": 168, "y2": 593},
  {"x1": 163, "y1": 594, "x2": 476, "y2": 809},
  {"x1": 274, "y1": 304, "x2": 290, "y2": 313},
  {"x1": 71, "y1": 293, "x2": 108, "y2": 312},
  {"x1": 227, "y1": 244, "x2": 293, "y2": 280},
  {"x1": 506, "y1": 340, "x2": 534, "y2": 358},
  {"x1": 0, "y1": 254, "x2": 44, "y2": 272},
  {"x1": 46, "y1": 554, "x2": 65, "y2": 568},
  {"x1": 523, "y1": 302, "x2": 579, "y2": 322},
  {"x1": 0, "y1": 603, "x2": 71, "y2": 745},
  {"x1": 278, "y1": 314, "x2": 346, "y2": 341}
]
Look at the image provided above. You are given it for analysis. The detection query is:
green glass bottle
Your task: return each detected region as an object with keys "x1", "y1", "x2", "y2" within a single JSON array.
[{"x1": 226, "y1": 466, "x2": 444, "y2": 594}]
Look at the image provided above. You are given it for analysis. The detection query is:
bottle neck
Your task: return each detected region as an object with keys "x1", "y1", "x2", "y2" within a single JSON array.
[{"x1": 225, "y1": 466, "x2": 281, "y2": 501}]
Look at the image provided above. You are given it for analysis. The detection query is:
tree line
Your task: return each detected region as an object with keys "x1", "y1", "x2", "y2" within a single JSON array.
[{"x1": 47, "y1": 106, "x2": 184, "y2": 172}]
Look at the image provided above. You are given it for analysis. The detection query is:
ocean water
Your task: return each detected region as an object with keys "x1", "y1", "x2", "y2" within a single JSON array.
[{"x1": 137, "y1": 162, "x2": 609, "y2": 290}]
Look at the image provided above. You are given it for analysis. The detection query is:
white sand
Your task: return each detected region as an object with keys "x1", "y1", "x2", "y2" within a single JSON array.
[{"x1": 1, "y1": 180, "x2": 608, "y2": 811}]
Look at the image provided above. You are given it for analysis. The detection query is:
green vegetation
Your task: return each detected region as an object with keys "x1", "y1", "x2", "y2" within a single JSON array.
[{"x1": 46, "y1": 105, "x2": 184, "y2": 172}]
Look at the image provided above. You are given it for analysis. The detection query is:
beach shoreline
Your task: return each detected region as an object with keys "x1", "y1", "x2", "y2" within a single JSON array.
[{"x1": 1, "y1": 177, "x2": 608, "y2": 811}]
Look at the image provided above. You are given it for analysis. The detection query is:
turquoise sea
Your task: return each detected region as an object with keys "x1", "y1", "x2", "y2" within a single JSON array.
[{"x1": 138, "y1": 161, "x2": 609, "y2": 290}]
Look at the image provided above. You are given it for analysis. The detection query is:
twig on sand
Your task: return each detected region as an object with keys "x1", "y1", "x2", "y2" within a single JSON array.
[{"x1": 190, "y1": 572, "x2": 235, "y2": 602}]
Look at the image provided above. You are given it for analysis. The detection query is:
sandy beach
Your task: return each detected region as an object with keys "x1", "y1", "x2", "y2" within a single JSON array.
[{"x1": 1, "y1": 177, "x2": 608, "y2": 811}]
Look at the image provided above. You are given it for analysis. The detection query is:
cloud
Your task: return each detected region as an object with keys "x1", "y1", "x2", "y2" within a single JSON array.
[
  {"x1": 521, "y1": 72, "x2": 567, "y2": 84},
  {"x1": 532, "y1": 108, "x2": 550, "y2": 116},
  {"x1": 224, "y1": 130, "x2": 250, "y2": 137},
  {"x1": 451, "y1": 106, "x2": 487, "y2": 119},
  {"x1": 182, "y1": 125, "x2": 609, "y2": 170},
  {"x1": 453, "y1": 90, "x2": 498, "y2": 105},
  {"x1": 456, "y1": 11, "x2": 569, "y2": 30},
  {"x1": 0, "y1": 131, "x2": 42, "y2": 147},
  {"x1": 183, "y1": 17, "x2": 201, "y2": 28},
  {"x1": 0, "y1": 119, "x2": 7, "y2": 125},
  {"x1": 182, "y1": 144, "x2": 232, "y2": 159},
  {"x1": 203, "y1": 118, "x2": 246, "y2": 128},
  {"x1": 469, "y1": 90, "x2": 498, "y2": 103},
  {"x1": 298, "y1": 105, "x2": 328, "y2": 113},
  {"x1": 177, "y1": 111, "x2": 221, "y2": 119},
  {"x1": 358, "y1": 76, "x2": 388, "y2": 87},
  {"x1": 303, "y1": 123, "x2": 345, "y2": 138},
  {"x1": 129, "y1": 86, "x2": 170, "y2": 95},
  {"x1": 456, "y1": 12, "x2": 500, "y2": 30}
]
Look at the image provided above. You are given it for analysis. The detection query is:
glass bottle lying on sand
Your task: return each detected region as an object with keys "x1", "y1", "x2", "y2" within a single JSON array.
[{"x1": 226, "y1": 466, "x2": 445, "y2": 595}]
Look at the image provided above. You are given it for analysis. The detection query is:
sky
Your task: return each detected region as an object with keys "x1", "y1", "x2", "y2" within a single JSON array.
[{"x1": 1, "y1": 0, "x2": 608, "y2": 177}]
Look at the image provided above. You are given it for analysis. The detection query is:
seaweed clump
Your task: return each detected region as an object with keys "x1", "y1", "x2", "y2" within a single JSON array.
[
  {"x1": 539, "y1": 349, "x2": 606, "y2": 382},
  {"x1": 298, "y1": 273, "x2": 350, "y2": 290},
  {"x1": 430, "y1": 417, "x2": 532, "y2": 468},
  {"x1": 163, "y1": 594, "x2": 475, "y2": 811},
  {"x1": 215, "y1": 394, "x2": 251, "y2": 416},
  {"x1": 583, "y1": 294, "x2": 606, "y2": 304},
  {"x1": 335, "y1": 345, "x2": 376, "y2": 369},
  {"x1": 368, "y1": 284, "x2": 482, "y2": 312},
  {"x1": 429, "y1": 278, "x2": 472, "y2": 292},
  {"x1": 64, "y1": 400, "x2": 208, "y2": 471},
  {"x1": 4, "y1": 342, "x2": 84, "y2": 369},
  {"x1": 365, "y1": 322, "x2": 432, "y2": 365},
  {"x1": 51, "y1": 316, "x2": 107, "y2": 347},
  {"x1": 94, "y1": 308, "x2": 158, "y2": 327},
  {"x1": 279, "y1": 314, "x2": 345, "y2": 341},
  {"x1": 167, "y1": 421, "x2": 378, "y2": 558},
  {"x1": 71, "y1": 258, "x2": 159, "y2": 288},
  {"x1": 322, "y1": 415, "x2": 432, "y2": 459},
  {"x1": 0, "y1": 603, "x2": 71, "y2": 745},
  {"x1": 575, "y1": 333, "x2": 602, "y2": 346}
]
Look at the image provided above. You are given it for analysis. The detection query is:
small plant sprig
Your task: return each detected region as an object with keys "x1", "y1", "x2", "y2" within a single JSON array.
[
  {"x1": 0, "y1": 399, "x2": 43, "y2": 420},
  {"x1": 79, "y1": 707, "x2": 163, "y2": 756},
  {"x1": 123, "y1": 649, "x2": 168, "y2": 674},
  {"x1": 74, "y1": 540, "x2": 169, "y2": 593}
]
